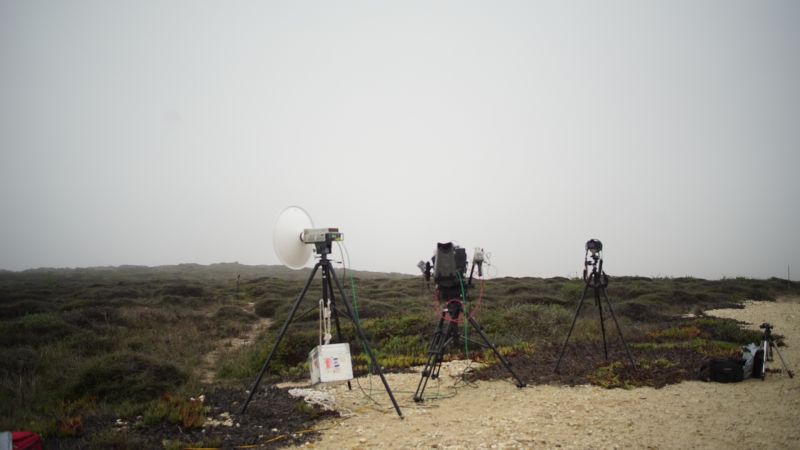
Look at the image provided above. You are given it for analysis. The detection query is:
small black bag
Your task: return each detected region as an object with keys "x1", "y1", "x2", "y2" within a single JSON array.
[
  {"x1": 752, "y1": 349, "x2": 765, "y2": 379},
  {"x1": 709, "y1": 358, "x2": 745, "y2": 383}
]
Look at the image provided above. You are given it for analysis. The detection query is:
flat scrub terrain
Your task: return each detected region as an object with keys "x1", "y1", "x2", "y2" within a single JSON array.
[{"x1": 0, "y1": 264, "x2": 796, "y2": 448}]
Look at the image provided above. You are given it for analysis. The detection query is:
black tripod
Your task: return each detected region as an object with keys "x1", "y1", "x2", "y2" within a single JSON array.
[
  {"x1": 756, "y1": 322, "x2": 794, "y2": 380},
  {"x1": 554, "y1": 240, "x2": 635, "y2": 373},
  {"x1": 240, "y1": 248, "x2": 403, "y2": 418},
  {"x1": 414, "y1": 269, "x2": 525, "y2": 402}
]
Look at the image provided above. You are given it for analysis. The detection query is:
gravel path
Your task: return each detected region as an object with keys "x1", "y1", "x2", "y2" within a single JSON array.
[{"x1": 301, "y1": 297, "x2": 800, "y2": 449}]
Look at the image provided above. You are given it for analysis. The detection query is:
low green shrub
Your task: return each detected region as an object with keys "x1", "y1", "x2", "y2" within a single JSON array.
[
  {"x1": 157, "y1": 284, "x2": 205, "y2": 298},
  {"x1": 649, "y1": 325, "x2": 704, "y2": 341},
  {"x1": 693, "y1": 318, "x2": 762, "y2": 344},
  {"x1": 559, "y1": 281, "x2": 584, "y2": 301},
  {"x1": 587, "y1": 361, "x2": 630, "y2": 389},
  {"x1": 67, "y1": 332, "x2": 118, "y2": 357},
  {"x1": 71, "y1": 352, "x2": 187, "y2": 403},
  {"x1": 0, "y1": 346, "x2": 40, "y2": 411},
  {"x1": 0, "y1": 300, "x2": 56, "y2": 320},
  {"x1": 62, "y1": 306, "x2": 128, "y2": 330},
  {"x1": 215, "y1": 305, "x2": 255, "y2": 321},
  {"x1": 254, "y1": 299, "x2": 281, "y2": 318},
  {"x1": 0, "y1": 313, "x2": 77, "y2": 347},
  {"x1": 142, "y1": 394, "x2": 207, "y2": 428}
]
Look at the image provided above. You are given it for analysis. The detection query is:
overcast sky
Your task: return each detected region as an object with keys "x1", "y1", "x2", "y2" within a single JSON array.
[{"x1": 1, "y1": 1, "x2": 798, "y2": 279}]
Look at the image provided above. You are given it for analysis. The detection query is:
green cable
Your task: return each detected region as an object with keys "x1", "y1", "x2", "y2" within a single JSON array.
[
  {"x1": 349, "y1": 271, "x2": 360, "y2": 325},
  {"x1": 348, "y1": 269, "x2": 373, "y2": 372},
  {"x1": 457, "y1": 272, "x2": 468, "y2": 358}
]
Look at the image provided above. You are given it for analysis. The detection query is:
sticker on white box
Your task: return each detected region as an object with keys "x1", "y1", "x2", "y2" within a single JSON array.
[{"x1": 309, "y1": 343, "x2": 353, "y2": 384}]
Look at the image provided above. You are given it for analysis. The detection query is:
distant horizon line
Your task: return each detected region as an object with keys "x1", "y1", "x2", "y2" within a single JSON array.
[
  {"x1": 0, "y1": 261, "x2": 416, "y2": 276},
  {"x1": 0, "y1": 261, "x2": 792, "y2": 282}
]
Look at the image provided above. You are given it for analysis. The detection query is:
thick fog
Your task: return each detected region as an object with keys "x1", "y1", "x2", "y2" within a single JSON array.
[{"x1": 1, "y1": 1, "x2": 798, "y2": 278}]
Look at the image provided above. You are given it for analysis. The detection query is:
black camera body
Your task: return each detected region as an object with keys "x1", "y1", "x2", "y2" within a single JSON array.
[
  {"x1": 432, "y1": 242, "x2": 468, "y2": 299},
  {"x1": 586, "y1": 239, "x2": 603, "y2": 253},
  {"x1": 583, "y1": 239, "x2": 608, "y2": 287},
  {"x1": 760, "y1": 322, "x2": 774, "y2": 340},
  {"x1": 585, "y1": 239, "x2": 603, "y2": 266}
]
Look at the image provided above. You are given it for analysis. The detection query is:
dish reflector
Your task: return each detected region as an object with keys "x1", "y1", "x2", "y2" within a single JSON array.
[{"x1": 273, "y1": 206, "x2": 314, "y2": 269}]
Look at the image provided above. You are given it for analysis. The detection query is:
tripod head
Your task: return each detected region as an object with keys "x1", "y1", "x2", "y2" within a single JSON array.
[
  {"x1": 583, "y1": 239, "x2": 608, "y2": 287},
  {"x1": 760, "y1": 322, "x2": 774, "y2": 341}
]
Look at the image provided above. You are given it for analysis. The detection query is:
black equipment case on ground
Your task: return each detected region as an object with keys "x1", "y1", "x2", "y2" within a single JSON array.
[{"x1": 709, "y1": 358, "x2": 746, "y2": 383}]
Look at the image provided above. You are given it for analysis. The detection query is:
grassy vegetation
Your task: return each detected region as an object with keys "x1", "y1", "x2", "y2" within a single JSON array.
[
  {"x1": 0, "y1": 266, "x2": 253, "y2": 439},
  {"x1": 0, "y1": 264, "x2": 796, "y2": 444}
]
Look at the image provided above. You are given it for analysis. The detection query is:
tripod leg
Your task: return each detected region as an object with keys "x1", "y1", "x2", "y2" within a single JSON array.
[
  {"x1": 761, "y1": 339, "x2": 768, "y2": 380},
  {"x1": 770, "y1": 341, "x2": 795, "y2": 378},
  {"x1": 554, "y1": 283, "x2": 591, "y2": 373},
  {"x1": 468, "y1": 316, "x2": 526, "y2": 387},
  {"x1": 600, "y1": 287, "x2": 636, "y2": 370},
  {"x1": 414, "y1": 355, "x2": 438, "y2": 402},
  {"x1": 414, "y1": 316, "x2": 451, "y2": 402},
  {"x1": 430, "y1": 322, "x2": 459, "y2": 381},
  {"x1": 240, "y1": 263, "x2": 320, "y2": 414},
  {"x1": 595, "y1": 288, "x2": 608, "y2": 360},
  {"x1": 328, "y1": 264, "x2": 404, "y2": 418}
]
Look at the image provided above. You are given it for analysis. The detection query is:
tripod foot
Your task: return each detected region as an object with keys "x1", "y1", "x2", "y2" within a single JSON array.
[{"x1": 413, "y1": 396, "x2": 423, "y2": 403}]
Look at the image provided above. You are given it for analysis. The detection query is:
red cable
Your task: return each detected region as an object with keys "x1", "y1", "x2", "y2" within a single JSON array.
[{"x1": 431, "y1": 274, "x2": 485, "y2": 324}]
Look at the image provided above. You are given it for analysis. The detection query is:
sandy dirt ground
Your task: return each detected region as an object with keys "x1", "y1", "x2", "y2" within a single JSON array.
[{"x1": 294, "y1": 298, "x2": 800, "y2": 449}]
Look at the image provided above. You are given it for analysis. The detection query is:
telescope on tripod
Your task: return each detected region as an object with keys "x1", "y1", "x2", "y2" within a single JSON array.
[{"x1": 554, "y1": 239, "x2": 635, "y2": 373}]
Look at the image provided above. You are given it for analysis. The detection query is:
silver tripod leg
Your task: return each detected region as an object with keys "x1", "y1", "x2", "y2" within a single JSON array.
[{"x1": 769, "y1": 341, "x2": 795, "y2": 378}]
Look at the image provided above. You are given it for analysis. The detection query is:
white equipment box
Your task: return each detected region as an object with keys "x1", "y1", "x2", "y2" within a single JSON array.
[{"x1": 308, "y1": 343, "x2": 354, "y2": 384}]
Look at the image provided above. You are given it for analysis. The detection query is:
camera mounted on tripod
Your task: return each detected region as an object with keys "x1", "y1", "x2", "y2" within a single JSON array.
[
  {"x1": 759, "y1": 323, "x2": 775, "y2": 343},
  {"x1": 755, "y1": 322, "x2": 794, "y2": 379},
  {"x1": 414, "y1": 241, "x2": 526, "y2": 400},
  {"x1": 431, "y1": 242, "x2": 469, "y2": 299},
  {"x1": 555, "y1": 238, "x2": 636, "y2": 372},
  {"x1": 301, "y1": 228, "x2": 343, "y2": 255},
  {"x1": 423, "y1": 243, "x2": 487, "y2": 299},
  {"x1": 584, "y1": 239, "x2": 608, "y2": 288},
  {"x1": 586, "y1": 239, "x2": 602, "y2": 261}
]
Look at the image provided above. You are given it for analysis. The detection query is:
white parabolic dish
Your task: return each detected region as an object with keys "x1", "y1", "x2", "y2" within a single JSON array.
[{"x1": 273, "y1": 206, "x2": 314, "y2": 270}]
